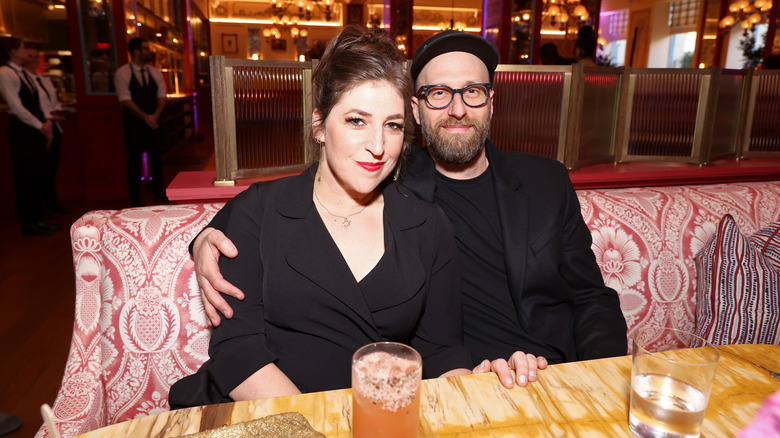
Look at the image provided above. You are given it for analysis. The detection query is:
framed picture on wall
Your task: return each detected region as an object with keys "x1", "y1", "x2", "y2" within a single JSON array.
[
  {"x1": 271, "y1": 39, "x2": 287, "y2": 51},
  {"x1": 222, "y1": 34, "x2": 238, "y2": 54},
  {"x1": 346, "y1": 4, "x2": 363, "y2": 25}
]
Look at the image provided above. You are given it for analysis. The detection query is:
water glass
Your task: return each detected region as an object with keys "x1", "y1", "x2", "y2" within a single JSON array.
[
  {"x1": 351, "y1": 342, "x2": 422, "y2": 438},
  {"x1": 629, "y1": 326, "x2": 720, "y2": 438}
]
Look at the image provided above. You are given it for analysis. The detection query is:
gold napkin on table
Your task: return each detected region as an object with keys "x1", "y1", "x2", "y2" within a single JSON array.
[{"x1": 180, "y1": 412, "x2": 325, "y2": 438}]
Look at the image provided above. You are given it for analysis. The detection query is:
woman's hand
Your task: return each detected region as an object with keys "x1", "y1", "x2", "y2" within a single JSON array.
[{"x1": 472, "y1": 352, "x2": 548, "y2": 388}]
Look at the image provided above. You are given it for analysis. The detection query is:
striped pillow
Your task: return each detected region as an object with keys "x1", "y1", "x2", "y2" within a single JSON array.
[{"x1": 694, "y1": 215, "x2": 780, "y2": 345}]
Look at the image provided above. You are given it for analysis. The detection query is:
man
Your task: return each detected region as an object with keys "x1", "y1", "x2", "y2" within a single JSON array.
[
  {"x1": 0, "y1": 37, "x2": 59, "y2": 236},
  {"x1": 539, "y1": 42, "x2": 573, "y2": 66},
  {"x1": 574, "y1": 26, "x2": 598, "y2": 66},
  {"x1": 23, "y1": 44, "x2": 70, "y2": 216},
  {"x1": 192, "y1": 31, "x2": 627, "y2": 387},
  {"x1": 114, "y1": 37, "x2": 167, "y2": 206}
]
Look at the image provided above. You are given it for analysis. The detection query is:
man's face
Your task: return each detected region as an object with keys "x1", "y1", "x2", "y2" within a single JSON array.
[
  {"x1": 136, "y1": 42, "x2": 154, "y2": 63},
  {"x1": 24, "y1": 48, "x2": 40, "y2": 69},
  {"x1": 411, "y1": 51, "x2": 494, "y2": 166}
]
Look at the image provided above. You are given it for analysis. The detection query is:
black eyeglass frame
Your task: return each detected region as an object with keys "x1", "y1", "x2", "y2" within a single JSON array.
[{"x1": 415, "y1": 83, "x2": 494, "y2": 109}]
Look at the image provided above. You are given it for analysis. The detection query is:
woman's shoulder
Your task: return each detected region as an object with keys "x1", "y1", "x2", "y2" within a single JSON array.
[
  {"x1": 385, "y1": 181, "x2": 451, "y2": 230},
  {"x1": 229, "y1": 168, "x2": 312, "y2": 210}
]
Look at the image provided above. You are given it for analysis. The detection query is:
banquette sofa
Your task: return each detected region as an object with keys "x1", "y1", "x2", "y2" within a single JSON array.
[{"x1": 36, "y1": 179, "x2": 780, "y2": 438}]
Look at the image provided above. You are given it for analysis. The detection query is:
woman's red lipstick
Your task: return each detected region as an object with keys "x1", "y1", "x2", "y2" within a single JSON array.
[{"x1": 357, "y1": 162, "x2": 384, "y2": 172}]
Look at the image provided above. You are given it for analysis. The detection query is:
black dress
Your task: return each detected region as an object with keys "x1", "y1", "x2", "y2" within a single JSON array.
[{"x1": 169, "y1": 167, "x2": 471, "y2": 408}]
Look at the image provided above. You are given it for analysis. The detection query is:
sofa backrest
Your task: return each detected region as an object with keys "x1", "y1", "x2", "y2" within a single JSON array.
[
  {"x1": 36, "y1": 204, "x2": 224, "y2": 438},
  {"x1": 577, "y1": 180, "x2": 780, "y2": 351}
]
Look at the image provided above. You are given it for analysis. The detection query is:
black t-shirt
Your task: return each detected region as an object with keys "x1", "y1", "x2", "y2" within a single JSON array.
[{"x1": 435, "y1": 167, "x2": 559, "y2": 364}]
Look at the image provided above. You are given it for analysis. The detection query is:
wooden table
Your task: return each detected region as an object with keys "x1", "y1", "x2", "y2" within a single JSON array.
[{"x1": 77, "y1": 344, "x2": 779, "y2": 437}]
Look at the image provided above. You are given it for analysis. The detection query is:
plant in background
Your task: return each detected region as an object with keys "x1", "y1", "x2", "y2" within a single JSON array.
[{"x1": 740, "y1": 28, "x2": 765, "y2": 68}]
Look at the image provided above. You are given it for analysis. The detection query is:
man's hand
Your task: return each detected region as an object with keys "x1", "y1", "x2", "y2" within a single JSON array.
[
  {"x1": 472, "y1": 352, "x2": 548, "y2": 388},
  {"x1": 193, "y1": 227, "x2": 244, "y2": 326},
  {"x1": 144, "y1": 113, "x2": 159, "y2": 129},
  {"x1": 40, "y1": 120, "x2": 54, "y2": 148}
]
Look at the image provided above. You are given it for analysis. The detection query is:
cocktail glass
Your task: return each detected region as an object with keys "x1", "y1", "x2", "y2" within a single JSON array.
[
  {"x1": 351, "y1": 342, "x2": 422, "y2": 438},
  {"x1": 629, "y1": 326, "x2": 720, "y2": 438}
]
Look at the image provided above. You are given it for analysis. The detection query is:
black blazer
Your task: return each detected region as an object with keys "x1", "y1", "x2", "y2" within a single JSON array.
[
  {"x1": 170, "y1": 166, "x2": 471, "y2": 408},
  {"x1": 401, "y1": 141, "x2": 628, "y2": 363}
]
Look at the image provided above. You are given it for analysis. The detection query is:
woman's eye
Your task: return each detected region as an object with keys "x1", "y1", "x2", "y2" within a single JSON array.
[
  {"x1": 387, "y1": 122, "x2": 403, "y2": 131},
  {"x1": 347, "y1": 118, "x2": 365, "y2": 126}
]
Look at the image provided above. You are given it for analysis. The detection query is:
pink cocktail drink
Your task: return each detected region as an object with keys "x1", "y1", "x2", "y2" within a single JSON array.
[{"x1": 351, "y1": 342, "x2": 422, "y2": 438}]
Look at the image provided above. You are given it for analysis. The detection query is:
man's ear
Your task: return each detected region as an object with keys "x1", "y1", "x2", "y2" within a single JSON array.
[
  {"x1": 488, "y1": 89, "x2": 495, "y2": 118},
  {"x1": 411, "y1": 96, "x2": 421, "y2": 125}
]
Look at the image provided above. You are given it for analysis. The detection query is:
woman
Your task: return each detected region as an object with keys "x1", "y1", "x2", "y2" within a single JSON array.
[{"x1": 169, "y1": 25, "x2": 472, "y2": 407}]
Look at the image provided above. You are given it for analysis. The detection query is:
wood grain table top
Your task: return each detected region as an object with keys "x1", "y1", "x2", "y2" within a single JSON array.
[{"x1": 76, "y1": 344, "x2": 780, "y2": 437}]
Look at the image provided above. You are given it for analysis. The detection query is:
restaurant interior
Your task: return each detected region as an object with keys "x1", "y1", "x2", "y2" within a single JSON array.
[{"x1": 0, "y1": 0, "x2": 779, "y2": 435}]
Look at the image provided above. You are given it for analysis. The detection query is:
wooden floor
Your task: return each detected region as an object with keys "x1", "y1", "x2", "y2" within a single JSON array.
[{"x1": 0, "y1": 133, "x2": 214, "y2": 438}]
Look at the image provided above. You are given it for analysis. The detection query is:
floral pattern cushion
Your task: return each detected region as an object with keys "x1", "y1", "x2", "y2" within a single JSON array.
[
  {"x1": 694, "y1": 215, "x2": 780, "y2": 345},
  {"x1": 35, "y1": 204, "x2": 224, "y2": 438}
]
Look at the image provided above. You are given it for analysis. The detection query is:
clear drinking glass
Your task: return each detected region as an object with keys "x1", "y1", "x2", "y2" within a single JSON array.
[
  {"x1": 629, "y1": 327, "x2": 720, "y2": 438},
  {"x1": 351, "y1": 342, "x2": 422, "y2": 438}
]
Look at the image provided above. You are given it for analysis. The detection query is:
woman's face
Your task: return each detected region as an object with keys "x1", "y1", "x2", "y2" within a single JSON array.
[{"x1": 315, "y1": 81, "x2": 405, "y2": 196}]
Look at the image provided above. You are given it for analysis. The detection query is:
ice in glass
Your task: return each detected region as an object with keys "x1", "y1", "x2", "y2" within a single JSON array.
[
  {"x1": 351, "y1": 342, "x2": 422, "y2": 438},
  {"x1": 629, "y1": 327, "x2": 720, "y2": 438}
]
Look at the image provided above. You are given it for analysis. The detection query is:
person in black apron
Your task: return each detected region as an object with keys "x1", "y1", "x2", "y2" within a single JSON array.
[
  {"x1": 116, "y1": 38, "x2": 166, "y2": 206},
  {"x1": 0, "y1": 36, "x2": 59, "y2": 236},
  {"x1": 25, "y1": 44, "x2": 70, "y2": 216}
]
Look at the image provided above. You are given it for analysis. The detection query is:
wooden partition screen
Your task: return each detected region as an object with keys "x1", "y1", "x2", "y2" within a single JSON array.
[
  {"x1": 210, "y1": 57, "x2": 779, "y2": 185},
  {"x1": 739, "y1": 70, "x2": 780, "y2": 158},
  {"x1": 491, "y1": 65, "x2": 572, "y2": 162},
  {"x1": 565, "y1": 65, "x2": 623, "y2": 170},
  {"x1": 709, "y1": 69, "x2": 745, "y2": 161},
  {"x1": 210, "y1": 56, "x2": 312, "y2": 184},
  {"x1": 615, "y1": 67, "x2": 720, "y2": 165}
]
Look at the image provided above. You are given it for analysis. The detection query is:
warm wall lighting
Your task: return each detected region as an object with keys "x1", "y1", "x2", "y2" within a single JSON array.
[
  {"x1": 211, "y1": 17, "x2": 340, "y2": 27},
  {"x1": 719, "y1": 0, "x2": 772, "y2": 34},
  {"x1": 542, "y1": 0, "x2": 589, "y2": 27}
]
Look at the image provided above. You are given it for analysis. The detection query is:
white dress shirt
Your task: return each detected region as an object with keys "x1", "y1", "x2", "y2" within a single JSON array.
[
  {"x1": 114, "y1": 62, "x2": 167, "y2": 104},
  {"x1": 0, "y1": 62, "x2": 47, "y2": 130},
  {"x1": 29, "y1": 71, "x2": 63, "y2": 133}
]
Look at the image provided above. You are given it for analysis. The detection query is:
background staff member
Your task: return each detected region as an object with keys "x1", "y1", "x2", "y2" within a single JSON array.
[
  {"x1": 114, "y1": 37, "x2": 167, "y2": 206},
  {"x1": 24, "y1": 44, "x2": 70, "y2": 217},
  {"x1": 0, "y1": 37, "x2": 59, "y2": 236}
]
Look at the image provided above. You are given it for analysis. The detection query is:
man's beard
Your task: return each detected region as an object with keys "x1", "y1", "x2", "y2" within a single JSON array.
[{"x1": 420, "y1": 112, "x2": 491, "y2": 166}]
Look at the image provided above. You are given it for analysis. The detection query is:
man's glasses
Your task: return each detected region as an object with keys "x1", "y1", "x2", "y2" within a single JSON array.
[{"x1": 416, "y1": 83, "x2": 493, "y2": 109}]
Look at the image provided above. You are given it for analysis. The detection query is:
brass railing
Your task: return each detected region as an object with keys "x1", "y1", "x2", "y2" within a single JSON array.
[{"x1": 209, "y1": 56, "x2": 780, "y2": 183}]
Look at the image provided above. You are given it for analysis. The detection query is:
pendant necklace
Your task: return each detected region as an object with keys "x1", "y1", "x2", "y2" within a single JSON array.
[{"x1": 313, "y1": 187, "x2": 373, "y2": 229}]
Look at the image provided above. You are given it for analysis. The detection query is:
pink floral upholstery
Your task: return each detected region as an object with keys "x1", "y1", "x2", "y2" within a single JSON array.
[
  {"x1": 36, "y1": 204, "x2": 224, "y2": 438},
  {"x1": 577, "y1": 181, "x2": 780, "y2": 351},
  {"x1": 38, "y1": 181, "x2": 780, "y2": 437}
]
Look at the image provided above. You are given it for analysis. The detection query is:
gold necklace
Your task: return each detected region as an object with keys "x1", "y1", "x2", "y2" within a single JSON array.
[{"x1": 313, "y1": 188, "x2": 373, "y2": 229}]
